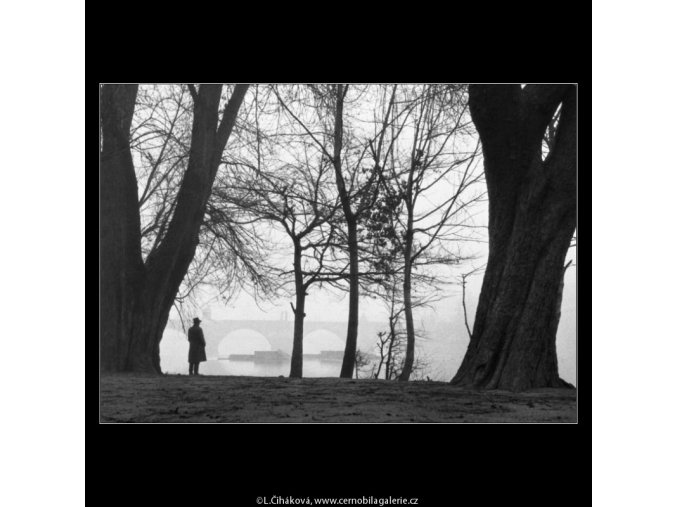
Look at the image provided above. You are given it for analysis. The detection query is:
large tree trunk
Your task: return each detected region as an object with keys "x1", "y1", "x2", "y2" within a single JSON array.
[
  {"x1": 100, "y1": 84, "x2": 248, "y2": 373},
  {"x1": 100, "y1": 84, "x2": 143, "y2": 371},
  {"x1": 126, "y1": 84, "x2": 227, "y2": 373},
  {"x1": 289, "y1": 242, "x2": 306, "y2": 378},
  {"x1": 451, "y1": 84, "x2": 576, "y2": 391}
]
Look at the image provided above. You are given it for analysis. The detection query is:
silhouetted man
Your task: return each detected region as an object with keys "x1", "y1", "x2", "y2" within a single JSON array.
[{"x1": 188, "y1": 317, "x2": 207, "y2": 375}]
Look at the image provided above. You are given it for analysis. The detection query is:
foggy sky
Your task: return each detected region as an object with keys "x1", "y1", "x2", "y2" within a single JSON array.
[{"x1": 160, "y1": 85, "x2": 577, "y2": 385}]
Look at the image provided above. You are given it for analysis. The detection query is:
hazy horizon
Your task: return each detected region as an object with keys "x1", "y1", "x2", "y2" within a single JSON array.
[{"x1": 162, "y1": 255, "x2": 577, "y2": 384}]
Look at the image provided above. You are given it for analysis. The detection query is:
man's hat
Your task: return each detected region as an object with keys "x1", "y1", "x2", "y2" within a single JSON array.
[{"x1": 193, "y1": 317, "x2": 202, "y2": 324}]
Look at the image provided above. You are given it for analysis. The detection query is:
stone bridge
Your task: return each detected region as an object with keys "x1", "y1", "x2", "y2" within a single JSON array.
[{"x1": 167, "y1": 318, "x2": 385, "y2": 359}]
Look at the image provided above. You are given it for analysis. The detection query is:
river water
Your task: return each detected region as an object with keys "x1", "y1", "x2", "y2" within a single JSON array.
[{"x1": 160, "y1": 326, "x2": 576, "y2": 385}]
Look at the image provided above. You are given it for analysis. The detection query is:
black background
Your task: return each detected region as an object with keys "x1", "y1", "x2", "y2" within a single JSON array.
[{"x1": 90, "y1": 10, "x2": 590, "y2": 504}]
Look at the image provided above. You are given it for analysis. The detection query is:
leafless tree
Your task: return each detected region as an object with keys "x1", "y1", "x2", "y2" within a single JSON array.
[
  {"x1": 458, "y1": 265, "x2": 485, "y2": 340},
  {"x1": 100, "y1": 84, "x2": 248, "y2": 373},
  {"x1": 452, "y1": 84, "x2": 576, "y2": 390},
  {"x1": 360, "y1": 85, "x2": 485, "y2": 380},
  {"x1": 273, "y1": 84, "x2": 410, "y2": 378},
  {"x1": 217, "y1": 161, "x2": 343, "y2": 377},
  {"x1": 126, "y1": 84, "x2": 277, "y2": 336},
  {"x1": 354, "y1": 349, "x2": 371, "y2": 379},
  {"x1": 366, "y1": 279, "x2": 431, "y2": 381},
  {"x1": 206, "y1": 87, "x2": 349, "y2": 377}
]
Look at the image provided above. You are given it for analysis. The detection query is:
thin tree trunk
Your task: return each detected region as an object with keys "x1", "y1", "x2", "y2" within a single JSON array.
[
  {"x1": 399, "y1": 229, "x2": 415, "y2": 381},
  {"x1": 461, "y1": 275, "x2": 472, "y2": 340},
  {"x1": 329, "y1": 84, "x2": 359, "y2": 379},
  {"x1": 399, "y1": 158, "x2": 416, "y2": 381},
  {"x1": 289, "y1": 242, "x2": 306, "y2": 378},
  {"x1": 340, "y1": 220, "x2": 359, "y2": 378},
  {"x1": 374, "y1": 340, "x2": 384, "y2": 379},
  {"x1": 451, "y1": 84, "x2": 576, "y2": 391},
  {"x1": 385, "y1": 313, "x2": 396, "y2": 380}
]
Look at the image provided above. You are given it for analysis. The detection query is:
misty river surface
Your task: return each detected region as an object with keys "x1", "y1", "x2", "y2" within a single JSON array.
[{"x1": 159, "y1": 323, "x2": 577, "y2": 385}]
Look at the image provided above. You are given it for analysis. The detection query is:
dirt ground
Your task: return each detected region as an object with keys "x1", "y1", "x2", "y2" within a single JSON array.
[{"x1": 99, "y1": 373, "x2": 577, "y2": 423}]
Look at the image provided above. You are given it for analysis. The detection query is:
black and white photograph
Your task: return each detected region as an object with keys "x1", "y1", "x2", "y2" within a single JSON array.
[
  {"x1": 98, "y1": 83, "x2": 577, "y2": 423},
  {"x1": 7, "y1": 2, "x2": 677, "y2": 504}
]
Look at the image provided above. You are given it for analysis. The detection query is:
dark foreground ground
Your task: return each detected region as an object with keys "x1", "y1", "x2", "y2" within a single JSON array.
[{"x1": 100, "y1": 374, "x2": 577, "y2": 423}]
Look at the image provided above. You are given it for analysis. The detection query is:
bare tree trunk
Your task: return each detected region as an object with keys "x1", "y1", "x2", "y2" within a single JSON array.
[
  {"x1": 461, "y1": 274, "x2": 472, "y2": 340},
  {"x1": 385, "y1": 311, "x2": 396, "y2": 380},
  {"x1": 374, "y1": 337, "x2": 385, "y2": 379},
  {"x1": 289, "y1": 242, "x2": 306, "y2": 378},
  {"x1": 399, "y1": 228, "x2": 415, "y2": 381},
  {"x1": 451, "y1": 84, "x2": 576, "y2": 391},
  {"x1": 100, "y1": 84, "x2": 248, "y2": 373},
  {"x1": 340, "y1": 220, "x2": 360, "y2": 378},
  {"x1": 100, "y1": 84, "x2": 143, "y2": 371},
  {"x1": 327, "y1": 84, "x2": 360, "y2": 379}
]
